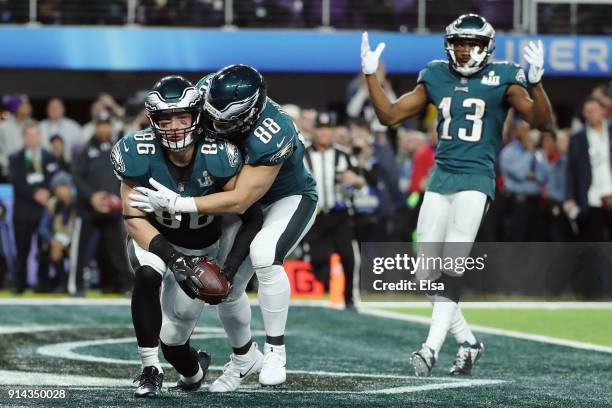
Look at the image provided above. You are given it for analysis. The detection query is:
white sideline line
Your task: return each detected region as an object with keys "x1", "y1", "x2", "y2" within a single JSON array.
[
  {"x1": 359, "y1": 308, "x2": 612, "y2": 354},
  {"x1": 359, "y1": 301, "x2": 612, "y2": 309}
]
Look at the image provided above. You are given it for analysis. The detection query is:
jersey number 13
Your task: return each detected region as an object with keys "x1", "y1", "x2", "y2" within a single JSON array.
[{"x1": 438, "y1": 97, "x2": 486, "y2": 142}]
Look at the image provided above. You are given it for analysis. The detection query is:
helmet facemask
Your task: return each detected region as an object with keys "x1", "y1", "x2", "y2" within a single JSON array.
[
  {"x1": 202, "y1": 89, "x2": 266, "y2": 140},
  {"x1": 445, "y1": 14, "x2": 495, "y2": 77},
  {"x1": 145, "y1": 84, "x2": 202, "y2": 152},
  {"x1": 201, "y1": 64, "x2": 267, "y2": 141}
]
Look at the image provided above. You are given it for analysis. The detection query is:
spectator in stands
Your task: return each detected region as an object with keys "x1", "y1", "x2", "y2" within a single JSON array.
[
  {"x1": 544, "y1": 129, "x2": 575, "y2": 241},
  {"x1": 351, "y1": 128, "x2": 386, "y2": 242},
  {"x1": 49, "y1": 135, "x2": 70, "y2": 172},
  {"x1": 37, "y1": 171, "x2": 76, "y2": 293},
  {"x1": 0, "y1": 94, "x2": 34, "y2": 181},
  {"x1": 303, "y1": 111, "x2": 366, "y2": 309},
  {"x1": 8, "y1": 123, "x2": 58, "y2": 294},
  {"x1": 82, "y1": 94, "x2": 125, "y2": 142},
  {"x1": 70, "y1": 114, "x2": 130, "y2": 296},
  {"x1": 0, "y1": 199, "x2": 7, "y2": 288},
  {"x1": 39, "y1": 98, "x2": 83, "y2": 160},
  {"x1": 346, "y1": 62, "x2": 396, "y2": 133},
  {"x1": 565, "y1": 97, "x2": 612, "y2": 241},
  {"x1": 500, "y1": 121, "x2": 549, "y2": 241},
  {"x1": 393, "y1": 129, "x2": 434, "y2": 241}
]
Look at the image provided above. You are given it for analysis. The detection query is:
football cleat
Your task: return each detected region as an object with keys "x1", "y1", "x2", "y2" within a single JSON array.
[
  {"x1": 259, "y1": 343, "x2": 287, "y2": 386},
  {"x1": 169, "y1": 350, "x2": 211, "y2": 392},
  {"x1": 133, "y1": 366, "x2": 163, "y2": 398},
  {"x1": 411, "y1": 344, "x2": 436, "y2": 377},
  {"x1": 209, "y1": 342, "x2": 263, "y2": 392},
  {"x1": 449, "y1": 341, "x2": 485, "y2": 376}
]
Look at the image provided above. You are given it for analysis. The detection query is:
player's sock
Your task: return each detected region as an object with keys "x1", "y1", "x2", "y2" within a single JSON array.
[
  {"x1": 233, "y1": 339, "x2": 254, "y2": 355},
  {"x1": 217, "y1": 292, "x2": 252, "y2": 349},
  {"x1": 449, "y1": 307, "x2": 477, "y2": 346},
  {"x1": 132, "y1": 266, "x2": 163, "y2": 372},
  {"x1": 160, "y1": 341, "x2": 199, "y2": 378},
  {"x1": 425, "y1": 299, "x2": 458, "y2": 358},
  {"x1": 266, "y1": 335, "x2": 284, "y2": 346},
  {"x1": 138, "y1": 346, "x2": 163, "y2": 373},
  {"x1": 256, "y1": 265, "x2": 290, "y2": 337}
]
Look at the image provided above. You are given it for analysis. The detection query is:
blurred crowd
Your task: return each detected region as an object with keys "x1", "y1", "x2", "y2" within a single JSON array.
[
  {"x1": 1, "y1": 0, "x2": 611, "y2": 33},
  {"x1": 0, "y1": 75, "x2": 610, "y2": 295}
]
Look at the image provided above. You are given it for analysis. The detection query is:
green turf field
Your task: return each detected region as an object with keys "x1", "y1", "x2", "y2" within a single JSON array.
[
  {"x1": 0, "y1": 302, "x2": 611, "y2": 407},
  {"x1": 388, "y1": 307, "x2": 612, "y2": 347}
]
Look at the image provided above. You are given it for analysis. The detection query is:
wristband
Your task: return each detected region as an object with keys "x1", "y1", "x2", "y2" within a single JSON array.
[{"x1": 148, "y1": 234, "x2": 176, "y2": 264}]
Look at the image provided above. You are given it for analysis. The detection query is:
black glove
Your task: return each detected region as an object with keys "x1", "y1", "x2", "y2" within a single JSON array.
[{"x1": 168, "y1": 255, "x2": 203, "y2": 300}]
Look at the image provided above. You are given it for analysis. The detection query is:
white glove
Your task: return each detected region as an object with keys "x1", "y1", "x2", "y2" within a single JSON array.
[
  {"x1": 129, "y1": 177, "x2": 197, "y2": 216},
  {"x1": 523, "y1": 40, "x2": 545, "y2": 84},
  {"x1": 360, "y1": 32, "x2": 386, "y2": 75}
]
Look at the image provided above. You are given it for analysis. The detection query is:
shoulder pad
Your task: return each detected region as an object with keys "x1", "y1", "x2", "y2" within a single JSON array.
[
  {"x1": 199, "y1": 138, "x2": 243, "y2": 178},
  {"x1": 111, "y1": 130, "x2": 154, "y2": 183}
]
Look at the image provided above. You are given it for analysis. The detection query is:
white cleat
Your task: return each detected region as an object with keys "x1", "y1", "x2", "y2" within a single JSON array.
[
  {"x1": 208, "y1": 342, "x2": 263, "y2": 392},
  {"x1": 259, "y1": 343, "x2": 287, "y2": 386}
]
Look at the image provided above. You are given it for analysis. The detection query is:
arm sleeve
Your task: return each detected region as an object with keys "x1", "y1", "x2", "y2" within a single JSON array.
[
  {"x1": 508, "y1": 64, "x2": 528, "y2": 89},
  {"x1": 222, "y1": 202, "x2": 264, "y2": 281}
]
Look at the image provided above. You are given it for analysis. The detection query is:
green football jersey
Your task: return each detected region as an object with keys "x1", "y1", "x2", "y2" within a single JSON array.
[
  {"x1": 418, "y1": 60, "x2": 527, "y2": 198},
  {"x1": 196, "y1": 74, "x2": 317, "y2": 205},
  {"x1": 111, "y1": 128, "x2": 242, "y2": 249},
  {"x1": 241, "y1": 99, "x2": 317, "y2": 204}
]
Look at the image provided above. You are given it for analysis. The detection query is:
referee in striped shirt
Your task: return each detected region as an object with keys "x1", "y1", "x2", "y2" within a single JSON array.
[{"x1": 303, "y1": 112, "x2": 366, "y2": 309}]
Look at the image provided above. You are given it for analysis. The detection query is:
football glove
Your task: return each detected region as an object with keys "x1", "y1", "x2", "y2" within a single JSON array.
[
  {"x1": 129, "y1": 177, "x2": 198, "y2": 217},
  {"x1": 523, "y1": 40, "x2": 545, "y2": 85},
  {"x1": 168, "y1": 255, "x2": 203, "y2": 300},
  {"x1": 360, "y1": 32, "x2": 386, "y2": 75}
]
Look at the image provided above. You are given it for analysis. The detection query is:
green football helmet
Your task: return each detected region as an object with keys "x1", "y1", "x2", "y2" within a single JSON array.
[
  {"x1": 201, "y1": 64, "x2": 267, "y2": 140},
  {"x1": 145, "y1": 75, "x2": 202, "y2": 151},
  {"x1": 445, "y1": 14, "x2": 495, "y2": 76}
]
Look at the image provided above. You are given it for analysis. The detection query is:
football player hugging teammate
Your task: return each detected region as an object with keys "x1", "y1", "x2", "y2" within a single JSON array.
[
  {"x1": 130, "y1": 65, "x2": 319, "y2": 390},
  {"x1": 361, "y1": 14, "x2": 553, "y2": 376},
  {"x1": 113, "y1": 75, "x2": 264, "y2": 397}
]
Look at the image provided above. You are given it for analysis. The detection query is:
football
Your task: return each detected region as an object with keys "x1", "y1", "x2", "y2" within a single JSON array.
[{"x1": 192, "y1": 258, "x2": 229, "y2": 304}]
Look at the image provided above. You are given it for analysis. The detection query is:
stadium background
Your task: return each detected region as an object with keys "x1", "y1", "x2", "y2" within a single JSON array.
[{"x1": 0, "y1": 1, "x2": 611, "y2": 406}]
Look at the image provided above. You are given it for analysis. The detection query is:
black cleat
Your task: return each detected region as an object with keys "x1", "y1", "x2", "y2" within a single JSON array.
[
  {"x1": 133, "y1": 366, "x2": 164, "y2": 398},
  {"x1": 449, "y1": 341, "x2": 485, "y2": 376},
  {"x1": 169, "y1": 350, "x2": 211, "y2": 392}
]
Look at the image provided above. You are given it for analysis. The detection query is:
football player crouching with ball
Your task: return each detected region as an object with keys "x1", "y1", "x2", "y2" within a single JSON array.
[
  {"x1": 114, "y1": 75, "x2": 263, "y2": 397},
  {"x1": 130, "y1": 64, "x2": 319, "y2": 390},
  {"x1": 361, "y1": 14, "x2": 553, "y2": 376}
]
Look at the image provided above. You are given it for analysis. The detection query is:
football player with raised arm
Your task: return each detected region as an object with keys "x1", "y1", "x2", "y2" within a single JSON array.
[
  {"x1": 115, "y1": 75, "x2": 263, "y2": 397},
  {"x1": 360, "y1": 14, "x2": 553, "y2": 376},
  {"x1": 129, "y1": 65, "x2": 318, "y2": 390}
]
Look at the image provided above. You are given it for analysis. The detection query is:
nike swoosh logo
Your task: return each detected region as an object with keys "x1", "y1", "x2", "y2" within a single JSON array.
[
  {"x1": 123, "y1": 140, "x2": 129, "y2": 152},
  {"x1": 239, "y1": 360, "x2": 258, "y2": 378},
  {"x1": 276, "y1": 137, "x2": 286, "y2": 148}
]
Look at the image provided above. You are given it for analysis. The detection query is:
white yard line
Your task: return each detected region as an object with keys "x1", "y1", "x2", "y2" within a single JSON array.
[{"x1": 359, "y1": 308, "x2": 612, "y2": 354}]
